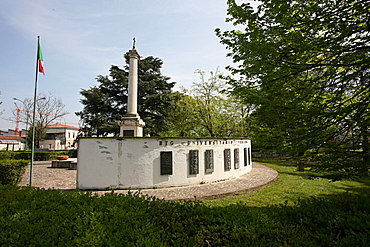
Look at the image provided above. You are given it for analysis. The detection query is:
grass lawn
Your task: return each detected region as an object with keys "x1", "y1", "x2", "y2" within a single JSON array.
[{"x1": 203, "y1": 157, "x2": 370, "y2": 207}]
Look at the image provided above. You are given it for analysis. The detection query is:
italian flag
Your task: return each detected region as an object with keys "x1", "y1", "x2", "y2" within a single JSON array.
[{"x1": 38, "y1": 40, "x2": 45, "y2": 75}]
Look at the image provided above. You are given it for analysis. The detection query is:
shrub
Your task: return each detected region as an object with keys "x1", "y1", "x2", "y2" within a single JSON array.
[
  {"x1": 16, "y1": 151, "x2": 54, "y2": 161},
  {"x1": 0, "y1": 151, "x2": 16, "y2": 160},
  {"x1": 0, "y1": 160, "x2": 29, "y2": 185},
  {"x1": 52, "y1": 149, "x2": 78, "y2": 158},
  {"x1": 0, "y1": 186, "x2": 369, "y2": 246},
  {"x1": 6, "y1": 150, "x2": 77, "y2": 161}
]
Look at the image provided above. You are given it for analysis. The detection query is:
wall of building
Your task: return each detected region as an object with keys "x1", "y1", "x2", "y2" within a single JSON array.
[
  {"x1": 40, "y1": 128, "x2": 79, "y2": 150},
  {"x1": 0, "y1": 141, "x2": 24, "y2": 151},
  {"x1": 77, "y1": 137, "x2": 252, "y2": 190}
]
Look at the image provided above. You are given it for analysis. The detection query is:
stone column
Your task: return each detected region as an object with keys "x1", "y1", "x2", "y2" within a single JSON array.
[
  {"x1": 119, "y1": 40, "x2": 145, "y2": 137},
  {"x1": 127, "y1": 49, "x2": 139, "y2": 116}
]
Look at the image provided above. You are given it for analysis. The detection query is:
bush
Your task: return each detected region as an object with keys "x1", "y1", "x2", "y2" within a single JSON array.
[
  {"x1": 14, "y1": 151, "x2": 52, "y2": 161},
  {"x1": 0, "y1": 186, "x2": 369, "y2": 246},
  {"x1": 51, "y1": 149, "x2": 78, "y2": 158},
  {"x1": 0, "y1": 151, "x2": 16, "y2": 160},
  {"x1": 0, "y1": 160, "x2": 29, "y2": 185},
  {"x1": 3, "y1": 150, "x2": 78, "y2": 161}
]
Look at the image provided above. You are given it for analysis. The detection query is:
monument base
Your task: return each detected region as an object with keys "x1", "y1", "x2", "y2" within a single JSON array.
[{"x1": 119, "y1": 115, "x2": 145, "y2": 137}]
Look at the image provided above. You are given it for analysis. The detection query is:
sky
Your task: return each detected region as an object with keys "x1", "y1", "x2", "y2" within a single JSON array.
[{"x1": 0, "y1": 0, "x2": 256, "y2": 131}]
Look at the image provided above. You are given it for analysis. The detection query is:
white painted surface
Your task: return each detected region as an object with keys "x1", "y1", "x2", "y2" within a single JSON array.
[
  {"x1": 77, "y1": 137, "x2": 252, "y2": 190},
  {"x1": 127, "y1": 49, "x2": 140, "y2": 115}
]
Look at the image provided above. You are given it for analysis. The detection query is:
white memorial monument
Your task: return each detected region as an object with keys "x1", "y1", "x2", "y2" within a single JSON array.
[
  {"x1": 77, "y1": 39, "x2": 253, "y2": 190},
  {"x1": 119, "y1": 38, "x2": 145, "y2": 137}
]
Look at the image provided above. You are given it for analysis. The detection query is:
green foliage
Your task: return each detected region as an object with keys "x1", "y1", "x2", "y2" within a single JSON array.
[
  {"x1": 0, "y1": 183, "x2": 369, "y2": 246},
  {"x1": 0, "y1": 160, "x2": 28, "y2": 185},
  {"x1": 158, "y1": 91, "x2": 200, "y2": 136},
  {"x1": 26, "y1": 124, "x2": 47, "y2": 149},
  {"x1": 160, "y1": 69, "x2": 254, "y2": 137},
  {"x1": 76, "y1": 56, "x2": 176, "y2": 137},
  {"x1": 54, "y1": 149, "x2": 77, "y2": 158},
  {"x1": 190, "y1": 69, "x2": 253, "y2": 137},
  {"x1": 0, "y1": 151, "x2": 16, "y2": 160},
  {"x1": 216, "y1": 0, "x2": 370, "y2": 177},
  {"x1": 0, "y1": 150, "x2": 77, "y2": 161}
]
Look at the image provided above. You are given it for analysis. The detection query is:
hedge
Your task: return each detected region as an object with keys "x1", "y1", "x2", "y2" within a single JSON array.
[
  {"x1": 1, "y1": 186, "x2": 369, "y2": 246},
  {"x1": 0, "y1": 160, "x2": 29, "y2": 185},
  {"x1": 0, "y1": 151, "x2": 16, "y2": 160},
  {"x1": 0, "y1": 149, "x2": 77, "y2": 161}
]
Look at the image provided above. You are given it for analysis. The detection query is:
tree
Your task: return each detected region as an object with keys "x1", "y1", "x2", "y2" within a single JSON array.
[
  {"x1": 216, "y1": 0, "x2": 370, "y2": 178},
  {"x1": 190, "y1": 69, "x2": 253, "y2": 137},
  {"x1": 76, "y1": 55, "x2": 175, "y2": 137},
  {"x1": 15, "y1": 92, "x2": 69, "y2": 148},
  {"x1": 157, "y1": 91, "x2": 200, "y2": 137},
  {"x1": 160, "y1": 69, "x2": 252, "y2": 137}
]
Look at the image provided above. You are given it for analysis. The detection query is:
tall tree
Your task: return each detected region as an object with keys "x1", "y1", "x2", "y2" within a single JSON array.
[
  {"x1": 190, "y1": 69, "x2": 252, "y2": 137},
  {"x1": 76, "y1": 56, "x2": 175, "y2": 137},
  {"x1": 158, "y1": 91, "x2": 200, "y2": 137},
  {"x1": 15, "y1": 92, "x2": 69, "y2": 148},
  {"x1": 161, "y1": 69, "x2": 252, "y2": 137},
  {"x1": 216, "y1": 0, "x2": 370, "y2": 178}
]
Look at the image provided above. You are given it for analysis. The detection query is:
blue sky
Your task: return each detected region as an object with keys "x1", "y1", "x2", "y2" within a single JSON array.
[{"x1": 0, "y1": 0, "x2": 256, "y2": 130}]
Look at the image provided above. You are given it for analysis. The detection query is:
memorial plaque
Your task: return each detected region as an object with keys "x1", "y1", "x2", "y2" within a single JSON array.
[
  {"x1": 189, "y1": 150, "x2": 199, "y2": 174},
  {"x1": 244, "y1": 147, "x2": 251, "y2": 166},
  {"x1": 204, "y1": 149, "x2": 214, "y2": 173},
  {"x1": 224, "y1": 149, "x2": 231, "y2": 171},
  {"x1": 160, "y1": 151, "x2": 173, "y2": 175},
  {"x1": 234, "y1": 148, "x2": 240, "y2": 169},
  {"x1": 244, "y1": 148, "x2": 248, "y2": 166},
  {"x1": 123, "y1": 130, "x2": 135, "y2": 137}
]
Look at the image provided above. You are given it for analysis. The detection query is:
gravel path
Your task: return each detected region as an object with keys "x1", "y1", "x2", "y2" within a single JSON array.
[{"x1": 19, "y1": 162, "x2": 278, "y2": 200}]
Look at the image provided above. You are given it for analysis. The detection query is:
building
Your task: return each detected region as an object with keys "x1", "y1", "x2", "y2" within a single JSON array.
[
  {"x1": 40, "y1": 124, "x2": 79, "y2": 150},
  {"x1": 0, "y1": 135, "x2": 25, "y2": 151}
]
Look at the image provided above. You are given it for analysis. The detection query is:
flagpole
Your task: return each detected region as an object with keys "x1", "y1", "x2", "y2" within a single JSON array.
[{"x1": 30, "y1": 36, "x2": 40, "y2": 186}]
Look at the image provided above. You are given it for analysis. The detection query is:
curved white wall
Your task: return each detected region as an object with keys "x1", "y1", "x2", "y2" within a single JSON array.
[{"x1": 77, "y1": 137, "x2": 252, "y2": 190}]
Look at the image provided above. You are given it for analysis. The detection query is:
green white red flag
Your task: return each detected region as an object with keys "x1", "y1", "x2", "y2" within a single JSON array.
[{"x1": 38, "y1": 40, "x2": 45, "y2": 75}]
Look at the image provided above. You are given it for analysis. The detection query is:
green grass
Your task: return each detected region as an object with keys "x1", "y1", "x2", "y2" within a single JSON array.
[{"x1": 203, "y1": 157, "x2": 370, "y2": 207}]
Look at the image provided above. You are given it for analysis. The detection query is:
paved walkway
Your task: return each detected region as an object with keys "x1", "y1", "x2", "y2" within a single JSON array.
[{"x1": 19, "y1": 162, "x2": 278, "y2": 201}]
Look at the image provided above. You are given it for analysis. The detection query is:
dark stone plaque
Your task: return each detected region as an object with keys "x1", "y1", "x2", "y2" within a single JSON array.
[
  {"x1": 160, "y1": 151, "x2": 173, "y2": 175},
  {"x1": 224, "y1": 149, "x2": 231, "y2": 171},
  {"x1": 123, "y1": 130, "x2": 135, "y2": 137},
  {"x1": 204, "y1": 149, "x2": 214, "y2": 173},
  {"x1": 244, "y1": 148, "x2": 248, "y2": 166},
  {"x1": 244, "y1": 147, "x2": 251, "y2": 166},
  {"x1": 234, "y1": 148, "x2": 240, "y2": 169},
  {"x1": 189, "y1": 150, "x2": 199, "y2": 174}
]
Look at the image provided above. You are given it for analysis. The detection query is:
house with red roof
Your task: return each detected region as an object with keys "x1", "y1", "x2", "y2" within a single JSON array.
[{"x1": 40, "y1": 124, "x2": 80, "y2": 150}]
